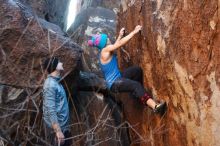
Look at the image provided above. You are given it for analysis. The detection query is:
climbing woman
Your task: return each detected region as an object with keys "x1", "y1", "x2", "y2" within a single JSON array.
[{"x1": 88, "y1": 25, "x2": 167, "y2": 115}]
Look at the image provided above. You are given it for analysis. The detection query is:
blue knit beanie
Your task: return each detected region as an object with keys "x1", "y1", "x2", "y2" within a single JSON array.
[{"x1": 88, "y1": 34, "x2": 108, "y2": 50}]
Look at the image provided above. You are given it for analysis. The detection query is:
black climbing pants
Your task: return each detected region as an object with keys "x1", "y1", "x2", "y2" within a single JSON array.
[{"x1": 110, "y1": 66, "x2": 148, "y2": 99}]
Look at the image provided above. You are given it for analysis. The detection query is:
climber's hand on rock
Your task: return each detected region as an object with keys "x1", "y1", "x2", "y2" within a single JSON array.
[
  {"x1": 119, "y1": 27, "x2": 125, "y2": 36},
  {"x1": 133, "y1": 25, "x2": 142, "y2": 34}
]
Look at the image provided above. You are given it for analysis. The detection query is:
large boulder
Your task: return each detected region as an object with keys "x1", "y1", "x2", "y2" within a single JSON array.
[
  {"x1": 117, "y1": 0, "x2": 220, "y2": 146},
  {"x1": 0, "y1": 0, "x2": 81, "y2": 89},
  {"x1": 0, "y1": 1, "x2": 81, "y2": 145}
]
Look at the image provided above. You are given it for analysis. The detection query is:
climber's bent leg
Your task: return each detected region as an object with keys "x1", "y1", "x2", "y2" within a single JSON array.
[
  {"x1": 111, "y1": 78, "x2": 167, "y2": 115},
  {"x1": 111, "y1": 78, "x2": 145, "y2": 98},
  {"x1": 122, "y1": 66, "x2": 153, "y2": 100},
  {"x1": 122, "y1": 66, "x2": 143, "y2": 85},
  {"x1": 111, "y1": 78, "x2": 157, "y2": 108}
]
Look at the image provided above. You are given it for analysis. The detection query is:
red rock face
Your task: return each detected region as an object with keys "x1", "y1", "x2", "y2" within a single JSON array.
[{"x1": 117, "y1": 0, "x2": 220, "y2": 146}]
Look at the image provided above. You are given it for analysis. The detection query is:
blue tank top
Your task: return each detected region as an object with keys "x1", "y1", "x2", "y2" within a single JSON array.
[{"x1": 99, "y1": 54, "x2": 121, "y2": 89}]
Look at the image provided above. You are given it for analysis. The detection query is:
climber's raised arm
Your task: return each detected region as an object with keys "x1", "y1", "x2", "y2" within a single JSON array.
[
  {"x1": 115, "y1": 27, "x2": 125, "y2": 43},
  {"x1": 103, "y1": 25, "x2": 142, "y2": 53}
]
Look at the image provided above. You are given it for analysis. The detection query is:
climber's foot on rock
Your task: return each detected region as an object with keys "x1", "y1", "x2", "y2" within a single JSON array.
[{"x1": 153, "y1": 101, "x2": 167, "y2": 116}]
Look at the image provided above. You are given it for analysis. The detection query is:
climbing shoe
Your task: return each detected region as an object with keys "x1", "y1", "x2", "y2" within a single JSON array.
[{"x1": 153, "y1": 101, "x2": 167, "y2": 116}]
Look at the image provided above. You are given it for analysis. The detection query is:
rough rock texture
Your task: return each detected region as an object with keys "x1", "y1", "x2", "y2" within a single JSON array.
[
  {"x1": 18, "y1": 0, "x2": 70, "y2": 30},
  {"x1": 0, "y1": 0, "x2": 81, "y2": 88},
  {"x1": 117, "y1": 0, "x2": 220, "y2": 146}
]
